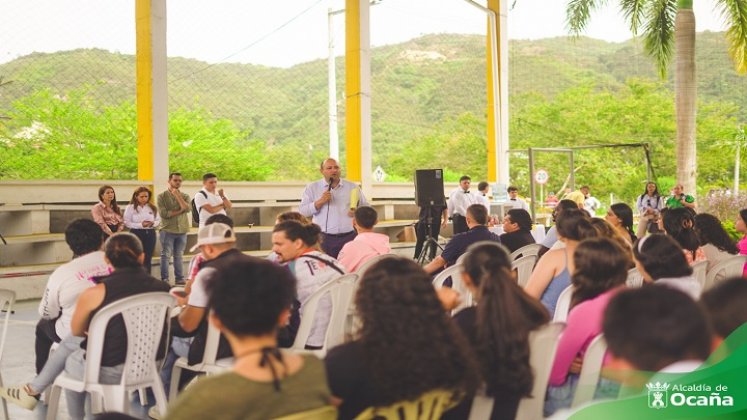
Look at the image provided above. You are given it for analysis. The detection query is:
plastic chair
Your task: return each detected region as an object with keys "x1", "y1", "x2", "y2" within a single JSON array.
[
  {"x1": 625, "y1": 267, "x2": 644, "y2": 288},
  {"x1": 515, "y1": 322, "x2": 565, "y2": 420},
  {"x1": 0, "y1": 290, "x2": 15, "y2": 420},
  {"x1": 355, "y1": 253, "x2": 398, "y2": 276},
  {"x1": 705, "y1": 255, "x2": 747, "y2": 290},
  {"x1": 46, "y1": 292, "x2": 175, "y2": 419},
  {"x1": 354, "y1": 389, "x2": 457, "y2": 420},
  {"x1": 692, "y1": 260, "x2": 708, "y2": 289},
  {"x1": 552, "y1": 285, "x2": 574, "y2": 322},
  {"x1": 571, "y1": 334, "x2": 608, "y2": 408},
  {"x1": 272, "y1": 405, "x2": 337, "y2": 420},
  {"x1": 432, "y1": 264, "x2": 473, "y2": 314},
  {"x1": 291, "y1": 273, "x2": 358, "y2": 356},
  {"x1": 513, "y1": 255, "x2": 538, "y2": 288},
  {"x1": 509, "y1": 243, "x2": 543, "y2": 261}
]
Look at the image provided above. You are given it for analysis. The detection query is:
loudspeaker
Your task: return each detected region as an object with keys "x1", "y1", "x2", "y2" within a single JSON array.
[{"x1": 415, "y1": 169, "x2": 446, "y2": 207}]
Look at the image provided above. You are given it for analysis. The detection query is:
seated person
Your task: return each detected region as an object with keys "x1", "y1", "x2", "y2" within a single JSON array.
[
  {"x1": 325, "y1": 258, "x2": 478, "y2": 419},
  {"x1": 632, "y1": 234, "x2": 702, "y2": 299},
  {"x1": 423, "y1": 204, "x2": 499, "y2": 275},
  {"x1": 499, "y1": 208, "x2": 535, "y2": 254},
  {"x1": 337, "y1": 206, "x2": 391, "y2": 272},
  {"x1": 662, "y1": 207, "x2": 706, "y2": 264},
  {"x1": 164, "y1": 258, "x2": 332, "y2": 419},
  {"x1": 700, "y1": 277, "x2": 747, "y2": 351},
  {"x1": 539, "y1": 199, "x2": 580, "y2": 256},
  {"x1": 693, "y1": 213, "x2": 739, "y2": 273}
]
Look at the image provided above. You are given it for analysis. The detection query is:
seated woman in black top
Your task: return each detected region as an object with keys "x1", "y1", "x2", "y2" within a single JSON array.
[
  {"x1": 443, "y1": 242, "x2": 549, "y2": 420},
  {"x1": 499, "y1": 209, "x2": 536, "y2": 254},
  {"x1": 325, "y1": 258, "x2": 478, "y2": 419},
  {"x1": 65, "y1": 233, "x2": 170, "y2": 420}
]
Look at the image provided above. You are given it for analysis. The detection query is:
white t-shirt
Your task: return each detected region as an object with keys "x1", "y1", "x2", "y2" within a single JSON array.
[
  {"x1": 38, "y1": 251, "x2": 111, "y2": 339},
  {"x1": 188, "y1": 266, "x2": 216, "y2": 308},
  {"x1": 194, "y1": 189, "x2": 226, "y2": 227}
]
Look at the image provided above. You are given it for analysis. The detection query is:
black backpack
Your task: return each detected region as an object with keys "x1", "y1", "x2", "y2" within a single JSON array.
[{"x1": 191, "y1": 190, "x2": 207, "y2": 226}]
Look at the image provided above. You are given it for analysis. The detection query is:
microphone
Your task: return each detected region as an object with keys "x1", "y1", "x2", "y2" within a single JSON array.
[{"x1": 328, "y1": 177, "x2": 334, "y2": 192}]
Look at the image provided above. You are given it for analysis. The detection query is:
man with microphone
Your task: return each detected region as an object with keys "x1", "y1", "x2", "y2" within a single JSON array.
[{"x1": 300, "y1": 158, "x2": 368, "y2": 258}]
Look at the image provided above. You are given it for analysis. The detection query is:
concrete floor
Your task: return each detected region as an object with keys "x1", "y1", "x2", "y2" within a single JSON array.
[{"x1": 1, "y1": 300, "x2": 150, "y2": 420}]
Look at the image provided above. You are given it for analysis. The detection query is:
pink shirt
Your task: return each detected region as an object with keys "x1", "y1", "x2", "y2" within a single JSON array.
[
  {"x1": 739, "y1": 235, "x2": 747, "y2": 276},
  {"x1": 549, "y1": 288, "x2": 620, "y2": 386},
  {"x1": 337, "y1": 232, "x2": 391, "y2": 272},
  {"x1": 91, "y1": 202, "x2": 124, "y2": 235}
]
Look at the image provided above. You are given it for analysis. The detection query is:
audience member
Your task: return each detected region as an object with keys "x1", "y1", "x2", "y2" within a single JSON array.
[
  {"x1": 734, "y1": 209, "x2": 747, "y2": 276},
  {"x1": 605, "y1": 203, "x2": 637, "y2": 246},
  {"x1": 499, "y1": 208, "x2": 535, "y2": 253},
  {"x1": 507, "y1": 185, "x2": 529, "y2": 211},
  {"x1": 444, "y1": 243, "x2": 549, "y2": 420},
  {"x1": 124, "y1": 186, "x2": 160, "y2": 273},
  {"x1": 635, "y1": 182, "x2": 663, "y2": 237},
  {"x1": 632, "y1": 234, "x2": 701, "y2": 299},
  {"x1": 539, "y1": 199, "x2": 580, "y2": 254},
  {"x1": 325, "y1": 258, "x2": 478, "y2": 419},
  {"x1": 665, "y1": 183, "x2": 696, "y2": 210},
  {"x1": 423, "y1": 204, "x2": 499, "y2": 274},
  {"x1": 163, "y1": 258, "x2": 332, "y2": 420},
  {"x1": 544, "y1": 238, "x2": 629, "y2": 415},
  {"x1": 662, "y1": 207, "x2": 705, "y2": 264},
  {"x1": 700, "y1": 277, "x2": 747, "y2": 348},
  {"x1": 157, "y1": 172, "x2": 191, "y2": 285},
  {"x1": 194, "y1": 173, "x2": 232, "y2": 228},
  {"x1": 447, "y1": 176, "x2": 481, "y2": 235},
  {"x1": 337, "y1": 206, "x2": 390, "y2": 272},
  {"x1": 91, "y1": 185, "x2": 123, "y2": 237},
  {"x1": 526, "y1": 209, "x2": 595, "y2": 314},
  {"x1": 693, "y1": 213, "x2": 738, "y2": 273},
  {"x1": 272, "y1": 221, "x2": 345, "y2": 349}
]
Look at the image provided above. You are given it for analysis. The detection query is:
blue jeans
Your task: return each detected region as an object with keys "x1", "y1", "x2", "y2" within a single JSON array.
[
  {"x1": 64, "y1": 349, "x2": 124, "y2": 420},
  {"x1": 160, "y1": 231, "x2": 187, "y2": 282},
  {"x1": 29, "y1": 335, "x2": 84, "y2": 394},
  {"x1": 159, "y1": 337, "x2": 191, "y2": 398}
]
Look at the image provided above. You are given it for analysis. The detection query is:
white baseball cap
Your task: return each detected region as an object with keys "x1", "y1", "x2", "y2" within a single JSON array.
[{"x1": 190, "y1": 223, "x2": 236, "y2": 252}]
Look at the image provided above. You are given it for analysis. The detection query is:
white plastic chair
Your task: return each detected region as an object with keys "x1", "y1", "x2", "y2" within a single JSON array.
[
  {"x1": 432, "y1": 264, "x2": 473, "y2": 314},
  {"x1": 509, "y1": 243, "x2": 543, "y2": 261},
  {"x1": 552, "y1": 285, "x2": 574, "y2": 322},
  {"x1": 0, "y1": 290, "x2": 16, "y2": 420},
  {"x1": 513, "y1": 255, "x2": 538, "y2": 288},
  {"x1": 355, "y1": 253, "x2": 398, "y2": 276},
  {"x1": 291, "y1": 273, "x2": 358, "y2": 356},
  {"x1": 571, "y1": 334, "x2": 608, "y2": 408},
  {"x1": 692, "y1": 260, "x2": 708, "y2": 289},
  {"x1": 625, "y1": 267, "x2": 644, "y2": 288},
  {"x1": 46, "y1": 292, "x2": 175, "y2": 419},
  {"x1": 516, "y1": 322, "x2": 566, "y2": 420},
  {"x1": 705, "y1": 255, "x2": 747, "y2": 290}
]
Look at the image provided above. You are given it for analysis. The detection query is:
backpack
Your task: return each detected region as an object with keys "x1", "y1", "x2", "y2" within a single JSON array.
[{"x1": 191, "y1": 190, "x2": 207, "y2": 226}]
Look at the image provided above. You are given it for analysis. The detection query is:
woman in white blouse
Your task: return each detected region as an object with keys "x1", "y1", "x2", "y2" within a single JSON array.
[{"x1": 124, "y1": 186, "x2": 161, "y2": 273}]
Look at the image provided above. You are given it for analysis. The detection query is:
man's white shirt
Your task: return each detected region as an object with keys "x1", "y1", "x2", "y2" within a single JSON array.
[{"x1": 447, "y1": 188, "x2": 482, "y2": 217}]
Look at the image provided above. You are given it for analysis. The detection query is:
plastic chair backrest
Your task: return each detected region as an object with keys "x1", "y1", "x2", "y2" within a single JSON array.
[
  {"x1": 510, "y1": 243, "x2": 543, "y2": 261},
  {"x1": 692, "y1": 260, "x2": 708, "y2": 289},
  {"x1": 512, "y1": 255, "x2": 538, "y2": 288},
  {"x1": 626, "y1": 268, "x2": 644, "y2": 288},
  {"x1": 516, "y1": 322, "x2": 565, "y2": 420},
  {"x1": 571, "y1": 334, "x2": 608, "y2": 408},
  {"x1": 272, "y1": 405, "x2": 337, "y2": 420},
  {"x1": 83, "y1": 292, "x2": 174, "y2": 386},
  {"x1": 0, "y1": 289, "x2": 16, "y2": 363},
  {"x1": 291, "y1": 273, "x2": 358, "y2": 352},
  {"x1": 354, "y1": 389, "x2": 457, "y2": 420},
  {"x1": 356, "y1": 253, "x2": 399, "y2": 276},
  {"x1": 432, "y1": 264, "x2": 472, "y2": 313},
  {"x1": 552, "y1": 285, "x2": 574, "y2": 322},
  {"x1": 705, "y1": 255, "x2": 747, "y2": 290}
]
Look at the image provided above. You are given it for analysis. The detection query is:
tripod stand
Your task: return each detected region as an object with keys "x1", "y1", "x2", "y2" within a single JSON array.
[{"x1": 416, "y1": 203, "x2": 444, "y2": 266}]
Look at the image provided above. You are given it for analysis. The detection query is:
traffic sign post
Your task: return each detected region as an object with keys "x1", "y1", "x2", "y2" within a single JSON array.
[{"x1": 535, "y1": 169, "x2": 549, "y2": 210}]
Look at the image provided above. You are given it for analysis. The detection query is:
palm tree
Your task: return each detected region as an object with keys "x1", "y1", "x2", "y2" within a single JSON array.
[{"x1": 566, "y1": 0, "x2": 747, "y2": 195}]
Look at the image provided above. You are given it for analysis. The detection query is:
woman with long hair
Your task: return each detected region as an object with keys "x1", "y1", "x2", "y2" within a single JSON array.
[
  {"x1": 734, "y1": 209, "x2": 747, "y2": 277},
  {"x1": 544, "y1": 237, "x2": 629, "y2": 415},
  {"x1": 694, "y1": 213, "x2": 738, "y2": 273},
  {"x1": 91, "y1": 185, "x2": 123, "y2": 237},
  {"x1": 325, "y1": 258, "x2": 478, "y2": 419},
  {"x1": 606, "y1": 203, "x2": 637, "y2": 245},
  {"x1": 636, "y1": 182, "x2": 663, "y2": 237},
  {"x1": 124, "y1": 186, "x2": 160, "y2": 273},
  {"x1": 589, "y1": 218, "x2": 634, "y2": 262},
  {"x1": 525, "y1": 209, "x2": 597, "y2": 315},
  {"x1": 447, "y1": 243, "x2": 549, "y2": 420},
  {"x1": 662, "y1": 207, "x2": 705, "y2": 264},
  {"x1": 633, "y1": 234, "x2": 701, "y2": 299}
]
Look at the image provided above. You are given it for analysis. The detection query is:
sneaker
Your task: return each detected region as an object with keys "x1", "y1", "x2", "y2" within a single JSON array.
[
  {"x1": 148, "y1": 405, "x2": 163, "y2": 419},
  {"x1": 0, "y1": 385, "x2": 39, "y2": 410}
]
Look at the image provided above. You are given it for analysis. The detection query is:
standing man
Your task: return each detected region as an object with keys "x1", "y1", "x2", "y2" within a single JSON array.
[
  {"x1": 194, "y1": 173, "x2": 233, "y2": 227},
  {"x1": 157, "y1": 172, "x2": 191, "y2": 285},
  {"x1": 299, "y1": 158, "x2": 368, "y2": 258},
  {"x1": 580, "y1": 185, "x2": 601, "y2": 216},
  {"x1": 477, "y1": 181, "x2": 491, "y2": 212},
  {"x1": 447, "y1": 175, "x2": 481, "y2": 235},
  {"x1": 507, "y1": 186, "x2": 530, "y2": 211}
]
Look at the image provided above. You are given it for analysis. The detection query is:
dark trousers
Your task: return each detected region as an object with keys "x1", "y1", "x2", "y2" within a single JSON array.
[
  {"x1": 130, "y1": 228, "x2": 156, "y2": 274},
  {"x1": 321, "y1": 231, "x2": 357, "y2": 259},
  {"x1": 452, "y1": 214, "x2": 468, "y2": 235},
  {"x1": 414, "y1": 221, "x2": 442, "y2": 260},
  {"x1": 35, "y1": 318, "x2": 61, "y2": 374}
]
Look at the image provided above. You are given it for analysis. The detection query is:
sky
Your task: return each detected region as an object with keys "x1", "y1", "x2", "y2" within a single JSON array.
[{"x1": 0, "y1": 0, "x2": 730, "y2": 67}]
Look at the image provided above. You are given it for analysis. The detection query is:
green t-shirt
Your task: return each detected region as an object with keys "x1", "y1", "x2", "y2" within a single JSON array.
[
  {"x1": 665, "y1": 194, "x2": 695, "y2": 209},
  {"x1": 164, "y1": 355, "x2": 331, "y2": 420}
]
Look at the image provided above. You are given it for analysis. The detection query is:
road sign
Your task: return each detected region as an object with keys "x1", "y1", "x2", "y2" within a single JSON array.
[{"x1": 535, "y1": 169, "x2": 549, "y2": 185}]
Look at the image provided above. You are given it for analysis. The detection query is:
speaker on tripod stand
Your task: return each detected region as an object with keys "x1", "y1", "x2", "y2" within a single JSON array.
[{"x1": 414, "y1": 169, "x2": 446, "y2": 264}]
